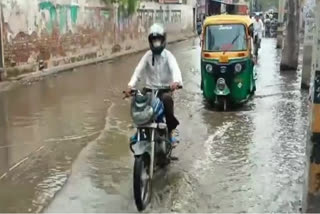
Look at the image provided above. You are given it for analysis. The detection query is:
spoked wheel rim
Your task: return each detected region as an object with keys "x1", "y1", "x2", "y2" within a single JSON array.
[
  {"x1": 133, "y1": 155, "x2": 152, "y2": 211},
  {"x1": 140, "y1": 163, "x2": 150, "y2": 204}
]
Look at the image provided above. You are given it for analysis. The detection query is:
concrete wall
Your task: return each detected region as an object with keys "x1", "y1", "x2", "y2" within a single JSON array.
[
  {"x1": 138, "y1": 2, "x2": 194, "y2": 33},
  {"x1": 0, "y1": 0, "x2": 194, "y2": 77}
]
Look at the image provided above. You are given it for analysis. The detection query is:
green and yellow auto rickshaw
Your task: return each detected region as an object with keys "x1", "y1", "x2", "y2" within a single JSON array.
[{"x1": 200, "y1": 15, "x2": 256, "y2": 110}]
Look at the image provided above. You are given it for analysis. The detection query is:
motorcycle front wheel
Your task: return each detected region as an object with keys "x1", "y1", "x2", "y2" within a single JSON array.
[
  {"x1": 133, "y1": 155, "x2": 151, "y2": 212},
  {"x1": 217, "y1": 96, "x2": 227, "y2": 111}
]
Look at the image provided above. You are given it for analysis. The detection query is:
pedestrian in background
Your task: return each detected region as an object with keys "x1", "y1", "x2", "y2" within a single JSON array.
[{"x1": 197, "y1": 17, "x2": 202, "y2": 37}]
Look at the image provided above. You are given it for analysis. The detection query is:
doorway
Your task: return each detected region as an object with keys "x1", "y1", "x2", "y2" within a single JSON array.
[{"x1": 193, "y1": 8, "x2": 195, "y2": 31}]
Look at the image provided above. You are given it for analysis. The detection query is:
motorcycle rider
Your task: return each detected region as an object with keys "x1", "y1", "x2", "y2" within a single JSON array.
[
  {"x1": 264, "y1": 14, "x2": 271, "y2": 37},
  {"x1": 125, "y1": 23, "x2": 183, "y2": 146}
]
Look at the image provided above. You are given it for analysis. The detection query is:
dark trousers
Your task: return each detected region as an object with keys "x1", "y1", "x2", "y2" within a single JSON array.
[
  {"x1": 254, "y1": 35, "x2": 261, "y2": 48},
  {"x1": 160, "y1": 92, "x2": 180, "y2": 133},
  {"x1": 143, "y1": 88, "x2": 180, "y2": 133}
]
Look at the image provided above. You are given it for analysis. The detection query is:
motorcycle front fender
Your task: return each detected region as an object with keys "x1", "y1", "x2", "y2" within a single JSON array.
[{"x1": 132, "y1": 140, "x2": 152, "y2": 156}]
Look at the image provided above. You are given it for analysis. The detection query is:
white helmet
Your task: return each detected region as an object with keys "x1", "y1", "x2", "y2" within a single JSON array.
[{"x1": 148, "y1": 23, "x2": 167, "y2": 55}]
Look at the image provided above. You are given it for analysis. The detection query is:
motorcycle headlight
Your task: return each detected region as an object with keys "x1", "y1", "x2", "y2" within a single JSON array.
[
  {"x1": 206, "y1": 64, "x2": 213, "y2": 73},
  {"x1": 234, "y1": 63, "x2": 242, "y2": 73}
]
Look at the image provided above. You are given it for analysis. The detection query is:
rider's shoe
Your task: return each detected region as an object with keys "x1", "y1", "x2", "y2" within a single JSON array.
[
  {"x1": 170, "y1": 129, "x2": 180, "y2": 147},
  {"x1": 130, "y1": 133, "x2": 137, "y2": 144}
]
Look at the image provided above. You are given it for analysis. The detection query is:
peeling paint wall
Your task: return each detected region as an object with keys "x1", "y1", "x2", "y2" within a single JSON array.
[{"x1": 1, "y1": 0, "x2": 193, "y2": 72}]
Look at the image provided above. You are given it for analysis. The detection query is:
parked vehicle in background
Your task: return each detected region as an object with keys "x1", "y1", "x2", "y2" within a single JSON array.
[{"x1": 200, "y1": 15, "x2": 256, "y2": 111}]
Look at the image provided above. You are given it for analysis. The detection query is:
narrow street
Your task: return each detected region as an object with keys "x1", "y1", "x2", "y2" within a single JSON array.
[{"x1": 0, "y1": 38, "x2": 308, "y2": 213}]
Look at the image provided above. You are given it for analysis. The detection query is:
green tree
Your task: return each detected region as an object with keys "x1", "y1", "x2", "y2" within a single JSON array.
[
  {"x1": 101, "y1": 0, "x2": 138, "y2": 15},
  {"x1": 256, "y1": 0, "x2": 279, "y2": 11}
]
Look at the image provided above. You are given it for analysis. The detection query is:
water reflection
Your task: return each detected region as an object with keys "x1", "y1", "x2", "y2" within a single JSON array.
[
  {"x1": 167, "y1": 38, "x2": 308, "y2": 213},
  {"x1": 0, "y1": 64, "x2": 124, "y2": 212}
]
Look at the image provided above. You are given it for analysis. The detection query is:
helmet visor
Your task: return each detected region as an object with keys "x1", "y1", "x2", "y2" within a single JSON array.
[{"x1": 152, "y1": 39, "x2": 162, "y2": 48}]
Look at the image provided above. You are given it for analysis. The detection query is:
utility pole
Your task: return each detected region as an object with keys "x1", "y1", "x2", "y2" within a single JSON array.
[
  {"x1": 303, "y1": 0, "x2": 320, "y2": 212},
  {"x1": 276, "y1": 0, "x2": 286, "y2": 48},
  {"x1": 301, "y1": 0, "x2": 315, "y2": 89},
  {"x1": 0, "y1": 3, "x2": 5, "y2": 81},
  {"x1": 0, "y1": 93, "x2": 9, "y2": 179}
]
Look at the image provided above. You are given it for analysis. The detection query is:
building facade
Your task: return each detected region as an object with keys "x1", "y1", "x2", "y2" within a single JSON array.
[
  {"x1": 0, "y1": 0, "x2": 195, "y2": 78},
  {"x1": 196, "y1": 0, "x2": 249, "y2": 20}
]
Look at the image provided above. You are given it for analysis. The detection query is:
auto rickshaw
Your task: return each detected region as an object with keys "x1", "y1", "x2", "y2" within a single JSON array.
[{"x1": 200, "y1": 15, "x2": 256, "y2": 110}]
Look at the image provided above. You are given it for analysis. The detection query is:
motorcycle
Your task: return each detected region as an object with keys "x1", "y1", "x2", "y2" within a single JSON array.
[{"x1": 123, "y1": 86, "x2": 181, "y2": 211}]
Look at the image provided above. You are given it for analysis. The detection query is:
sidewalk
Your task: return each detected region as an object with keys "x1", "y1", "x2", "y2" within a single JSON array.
[{"x1": 0, "y1": 32, "x2": 196, "y2": 93}]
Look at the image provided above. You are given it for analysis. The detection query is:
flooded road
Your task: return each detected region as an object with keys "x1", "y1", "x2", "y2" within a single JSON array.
[{"x1": 0, "y1": 38, "x2": 308, "y2": 213}]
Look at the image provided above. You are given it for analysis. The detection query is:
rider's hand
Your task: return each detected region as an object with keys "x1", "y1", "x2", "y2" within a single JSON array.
[
  {"x1": 124, "y1": 87, "x2": 132, "y2": 98},
  {"x1": 170, "y1": 82, "x2": 180, "y2": 91}
]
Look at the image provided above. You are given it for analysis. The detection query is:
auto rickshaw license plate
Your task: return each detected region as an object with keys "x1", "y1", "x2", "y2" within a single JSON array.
[{"x1": 219, "y1": 55, "x2": 229, "y2": 63}]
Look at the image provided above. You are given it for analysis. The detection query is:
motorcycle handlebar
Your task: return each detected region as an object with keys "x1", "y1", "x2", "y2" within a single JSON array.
[
  {"x1": 155, "y1": 85, "x2": 183, "y2": 90},
  {"x1": 122, "y1": 90, "x2": 136, "y2": 99}
]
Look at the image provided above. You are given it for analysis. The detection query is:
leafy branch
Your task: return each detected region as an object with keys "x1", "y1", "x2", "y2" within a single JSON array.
[{"x1": 101, "y1": 0, "x2": 139, "y2": 15}]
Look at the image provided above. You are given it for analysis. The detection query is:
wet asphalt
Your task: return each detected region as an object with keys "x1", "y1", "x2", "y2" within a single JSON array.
[{"x1": 0, "y1": 38, "x2": 308, "y2": 213}]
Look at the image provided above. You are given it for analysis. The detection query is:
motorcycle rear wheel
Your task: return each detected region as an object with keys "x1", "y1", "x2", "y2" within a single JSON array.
[
  {"x1": 254, "y1": 45, "x2": 259, "y2": 57},
  {"x1": 133, "y1": 155, "x2": 151, "y2": 212},
  {"x1": 158, "y1": 139, "x2": 172, "y2": 168}
]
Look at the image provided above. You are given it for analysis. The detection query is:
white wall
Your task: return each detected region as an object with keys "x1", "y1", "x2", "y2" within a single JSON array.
[
  {"x1": 138, "y1": 2, "x2": 194, "y2": 32},
  {"x1": 1, "y1": 0, "x2": 194, "y2": 70}
]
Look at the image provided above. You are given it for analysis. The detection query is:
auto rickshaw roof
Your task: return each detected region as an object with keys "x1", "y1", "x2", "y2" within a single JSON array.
[{"x1": 204, "y1": 14, "x2": 253, "y2": 27}]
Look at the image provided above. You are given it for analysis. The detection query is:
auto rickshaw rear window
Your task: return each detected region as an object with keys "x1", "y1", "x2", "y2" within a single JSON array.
[{"x1": 204, "y1": 24, "x2": 247, "y2": 52}]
